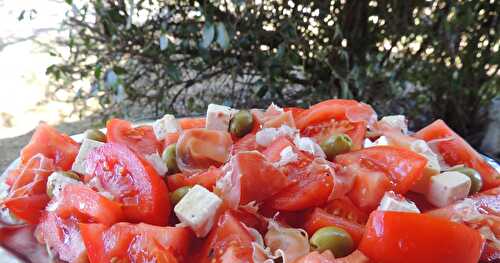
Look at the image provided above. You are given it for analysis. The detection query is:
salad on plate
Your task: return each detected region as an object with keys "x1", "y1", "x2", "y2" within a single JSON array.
[{"x1": 0, "y1": 99, "x2": 499, "y2": 263}]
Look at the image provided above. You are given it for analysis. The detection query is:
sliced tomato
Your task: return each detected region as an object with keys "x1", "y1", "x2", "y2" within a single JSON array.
[
  {"x1": 256, "y1": 104, "x2": 296, "y2": 128},
  {"x1": 231, "y1": 133, "x2": 259, "y2": 155},
  {"x1": 267, "y1": 171, "x2": 333, "y2": 211},
  {"x1": 35, "y1": 212, "x2": 87, "y2": 263},
  {"x1": 217, "y1": 151, "x2": 289, "y2": 206},
  {"x1": 20, "y1": 123, "x2": 79, "y2": 171},
  {"x1": 195, "y1": 211, "x2": 254, "y2": 263},
  {"x1": 166, "y1": 167, "x2": 222, "y2": 191},
  {"x1": 294, "y1": 251, "x2": 336, "y2": 263},
  {"x1": 178, "y1": 117, "x2": 206, "y2": 129},
  {"x1": 176, "y1": 129, "x2": 233, "y2": 175},
  {"x1": 284, "y1": 107, "x2": 306, "y2": 120},
  {"x1": 345, "y1": 166, "x2": 391, "y2": 212},
  {"x1": 302, "y1": 120, "x2": 367, "y2": 152},
  {"x1": 4, "y1": 154, "x2": 55, "y2": 224},
  {"x1": 164, "y1": 132, "x2": 180, "y2": 147},
  {"x1": 415, "y1": 119, "x2": 500, "y2": 190},
  {"x1": 85, "y1": 143, "x2": 170, "y2": 225},
  {"x1": 336, "y1": 146, "x2": 427, "y2": 194},
  {"x1": 106, "y1": 118, "x2": 162, "y2": 155},
  {"x1": 359, "y1": 211, "x2": 484, "y2": 263},
  {"x1": 79, "y1": 222, "x2": 192, "y2": 263},
  {"x1": 295, "y1": 100, "x2": 376, "y2": 130},
  {"x1": 322, "y1": 197, "x2": 368, "y2": 224},
  {"x1": 54, "y1": 184, "x2": 124, "y2": 225},
  {"x1": 304, "y1": 208, "x2": 365, "y2": 245}
]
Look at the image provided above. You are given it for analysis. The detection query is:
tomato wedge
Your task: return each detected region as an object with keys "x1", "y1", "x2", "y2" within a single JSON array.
[
  {"x1": 176, "y1": 129, "x2": 233, "y2": 175},
  {"x1": 106, "y1": 118, "x2": 162, "y2": 155},
  {"x1": 3, "y1": 154, "x2": 55, "y2": 224},
  {"x1": 53, "y1": 184, "x2": 124, "y2": 225},
  {"x1": 304, "y1": 208, "x2": 365, "y2": 245},
  {"x1": 166, "y1": 167, "x2": 222, "y2": 192},
  {"x1": 35, "y1": 212, "x2": 87, "y2": 263},
  {"x1": 20, "y1": 123, "x2": 79, "y2": 171},
  {"x1": 79, "y1": 222, "x2": 192, "y2": 263},
  {"x1": 359, "y1": 211, "x2": 484, "y2": 263},
  {"x1": 178, "y1": 117, "x2": 206, "y2": 129},
  {"x1": 336, "y1": 146, "x2": 428, "y2": 194},
  {"x1": 195, "y1": 211, "x2": 255, "y2": 263},
  {"x1": 301, "y1": 120, "x2": 367, "y2": 152},
  {"x1": 217, "y1": 151, "x2": 289, "y2": 206},
  {"x1": 322, "y1": 197, "x2": 368, "y2": 224},
  {"x1": 415, "y1": 119, "x2": 500, "y2": 190},
  {"x1": 296, "y1": 99, "x2": 376, "y2": 130},
  {"x1": 85, "y1": 143, "x2": 170, "y2": 225}
]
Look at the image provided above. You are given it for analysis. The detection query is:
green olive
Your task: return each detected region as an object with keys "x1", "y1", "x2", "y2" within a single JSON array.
[
  {"x1": 170, "y1": 186, "x2": 191, "y2": 205},
  {"x1": 47, "y1": 171, "x2": 81, "y2": 198},
  {"x1": 84, "y1": 129, "x2": 106, "y2": 142},
  {"x1": 310, "y1": 226, "x2": 354, "y2": 258},
  {"x1": 229, "y1": 110, "x2": 254, "y2": 137},
  {"x1": 449, "y1": 166, "x2": 483, "y2": 195},
  {"x1": 162, "y1": 144, "x2": 179, "y2": 174},
  {"x1": 320, "y1": 134, "x2": 352, "y2": 159}
]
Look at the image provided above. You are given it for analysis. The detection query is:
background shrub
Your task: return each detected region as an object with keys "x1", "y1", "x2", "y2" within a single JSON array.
[{"x1": 45, "y1": 0, "x2": 499, "y2": 146}]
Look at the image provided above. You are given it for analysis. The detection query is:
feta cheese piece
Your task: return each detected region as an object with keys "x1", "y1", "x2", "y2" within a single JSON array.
[
  {"x1": 276, "y1": 146, "x2": 298, "y2": 167},
  {"x1": 363, "y1": 136, "x2": 389, "y2": 148},
  {"x1": 205, "y1": 104, "x2": 235, "y2": 131},
  {"x1": 174, "y1": 185, "x2": 222, "y2": 237},
  {"x1": 293, "y1": 136, "x2": 326, "y2": 158},
  {"x1": 145, "y1": 152, "x2": 168, "y2": 176},
  {"x1": 256, "y1": 125, "x2": 297, "y2": 146},
  {"x1": 152, "y1": 114, "x2": 181, "y2": 140},
  {"x1": 378, "y1": 191, "x2": 420, "y2": 213},
  {"x1": 426, "y1": 171, "x2": 471, "y2": 207},
  {"x1": 47, "y1": 171, "x2": 81, "y2": 199},
  {"x1": 409, "y1": 140, "x2": 441, "y2": 193},
  {"x1": 71, "y1": 138, "x2": 105, "y2": 175},
  {"x1": 363, "y1": 138, "x2": 374, "y2": 148},
  {"x1": 379, "y1": 115, "x2": 408, "y2": 134}
]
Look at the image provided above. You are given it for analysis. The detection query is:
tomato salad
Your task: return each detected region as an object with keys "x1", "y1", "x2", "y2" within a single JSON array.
[{"x1": 1, "y1": 99, "x2": 499, "y2": 263}]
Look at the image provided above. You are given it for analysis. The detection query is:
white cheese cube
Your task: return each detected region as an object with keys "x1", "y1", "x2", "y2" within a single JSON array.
[
  {"x1": 426, "y1": 171, "x2": 471, "y2": 207},
  {"x1": 174, "y1": 185, "x2": 222, "y2": 237},
  {"x1": 47, "y1": 171, "x2": 81, "y2": 199},
  {"x1": 372, "y1": 136, "x2": 389, "y2": 146},
  {"x1": 71, "y1": 138, "x2": 104, "y2": 175},
  {"x1": 378, "y1": 191, "x2": 420, "y2": 213},
  {"x1": 145, "y1": 152, "x2": 168, "y2": 176},
  {"x1": 276, "y1": 146, "x2": 298, "y2": 167},
  {"x1": 379, "y1": 115, "x2": 408, "y2": 134},
  {"x1": 206, "y1": 104, "x2": 235, "y2": 131},
  {"x1": 363, "y1": 138, "x2": 374, "y2": 148},
  {"x1": 152, "y1": 114, "x2": 181, "y2": 140}
]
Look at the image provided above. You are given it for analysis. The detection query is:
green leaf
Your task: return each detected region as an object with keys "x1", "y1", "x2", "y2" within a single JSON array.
[
  {"x1": 256, "y1": 85, "x2": 268, "y2": 98},
  {"x1": 200, "y1": 23, "x2": 215, "y2": 49},
  {"x1": 216, "y1": 22, "x2": 230, "y2": 50},
  {"x1": 113, "y1": 66, "x2": 127, "y2": 75},
  {"x1": 167, "y1": 64, "x2": 181, "y2": 82},
  {"x1": 65, "y1": 0, "x2": 73, "y2": 4},
  {"x1": 94, "y1": 64, "x2": 102, "y2": 79}
]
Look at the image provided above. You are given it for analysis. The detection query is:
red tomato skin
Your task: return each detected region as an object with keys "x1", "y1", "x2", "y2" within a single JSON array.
[
  {"x1": 415, "y1": 119, "x2": 500, "y2": 190},
  {"x1": 296, "y1": 99, "x2": 376, "y2": 130},
  {"x1": 178, "y1": 117, "x2": 206, "y2": 129},
  {"x1": 195, "y1": 211, "x2": 254, "y2": 263},
  {"x1": 322, "y1": 197, "x2": 368, "y2": 224},
  {"x1": 233, "y1": 151, "x2": 289, "y2": 205},
  {"x1": 35, "y1": 213, "x2": 87, "y2": 263},
  {"x1": 20, "y1": 123, "x2": 79, "y2": 171},
  {"x1": 267, "y1": 172, "x2": 333, "y2": 211},
  {"x1": 231, "y1": 133, "x2": 259, "y2": 155},
  {"x1": 336, "y1": 146, "x2": 428, "y2": 194},
  {"x1": 302, "y1": 120, "x2": 367, "y2": 152},
  {"x1": 80, "y1": 223, "x2": 192, "y2": 263},
  {"x1": 359, "y1": 211, "x2": 484, "y2": 263},
  {"x1": 166, "y1": 167, "x2": 222, "y2": 191},
  {"x1": 106, "y1": 118, "x2": 162, "y2": 155},
  {"x1": 55, "y1": 184, "x2": 124, "y2": 225},
  {"x1": 85, "y1": 143, "x2": 170, "y2": 226},
  {"x1": 347, "y1": 167, "x2": 392, "y2": 212},
  {"x1": 284, "y1": 107, "x2": 306, "y2": 120},
  {"x1": 304, "y1": 208, "x2": 365, "y2": 245},
  {"x1": 4, "y1": 194, "x2": 50, "y2": 224}
]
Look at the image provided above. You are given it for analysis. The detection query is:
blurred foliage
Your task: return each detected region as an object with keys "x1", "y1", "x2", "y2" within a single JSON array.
[{"x1": 44, "y1": 0, "x2": 499, "y2": 142}]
